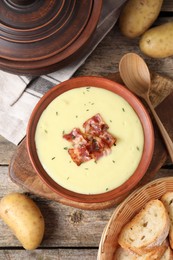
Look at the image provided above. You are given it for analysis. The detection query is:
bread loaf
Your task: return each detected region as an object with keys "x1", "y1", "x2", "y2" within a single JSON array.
[
  {"x1": 115, "y1": 243, "x2": 167, "y2": 260},
  {"x1": 161, "y1": 192, "x2": 173, "y2": 250},
  {"x1": 160, "y1": 246, "x2": 173, "y2": 260},
  {"x1": 118, "y1": 199, "x2": 170, "y2": 255}
]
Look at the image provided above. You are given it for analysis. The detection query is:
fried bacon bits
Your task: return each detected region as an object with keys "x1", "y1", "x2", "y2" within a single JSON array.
[{"x1": 63, "y1": 113, "x2": 116, "y2": 166}]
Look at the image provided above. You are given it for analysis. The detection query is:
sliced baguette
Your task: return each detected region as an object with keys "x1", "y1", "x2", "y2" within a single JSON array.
[
  {"x1": 118, "y1": 199, "x2": 170, "y2": 255},
  {"x1": 161, "y1": 192, "x2": 173, "y2": 250},
  {"x1": 160, "y1": 246, "x2": 173, "y2": 260},
  {"x1": 115, "y1": 243, "x2": 167, "y2": 260}
]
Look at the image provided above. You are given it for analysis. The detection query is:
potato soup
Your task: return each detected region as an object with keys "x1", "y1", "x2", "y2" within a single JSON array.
[{"x1": 35, "y1": 86, "x2": 144, "y2": 194}]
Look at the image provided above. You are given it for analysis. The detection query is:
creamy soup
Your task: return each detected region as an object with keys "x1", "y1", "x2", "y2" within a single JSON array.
[{"x1": 35, "y1": 86, "x2": 144, "y2": 194}]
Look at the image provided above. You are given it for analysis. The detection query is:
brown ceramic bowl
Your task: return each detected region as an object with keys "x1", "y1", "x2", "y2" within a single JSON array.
[{"x1": 26, "y1": 76, "x2": 154, "y2": 203}]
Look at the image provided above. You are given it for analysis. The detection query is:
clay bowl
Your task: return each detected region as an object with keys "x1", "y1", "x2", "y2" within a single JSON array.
[{"x1": 26, "y1": 76, "x2": 154, "y2": 204}]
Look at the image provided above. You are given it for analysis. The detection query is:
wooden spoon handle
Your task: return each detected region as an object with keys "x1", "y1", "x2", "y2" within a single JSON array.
[{"x1": 146, "y1": 97, "x2": 173, "y2": 162}]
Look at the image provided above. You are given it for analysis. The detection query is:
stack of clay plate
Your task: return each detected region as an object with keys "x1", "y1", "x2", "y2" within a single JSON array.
[{"x1": 0, "y1": 0, "x2": 102, "y2": 75}]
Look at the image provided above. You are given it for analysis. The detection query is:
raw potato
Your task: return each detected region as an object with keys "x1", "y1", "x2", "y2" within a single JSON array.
[
  {"x1": 139, "y1": 22, "x2": 173, "y2": 58},
  {"x1": 0, "y1": 193, "x2": 45, "y2": 250},
  {"x1": 119, "y1": 0, "x2": 163, "y2": 38}
]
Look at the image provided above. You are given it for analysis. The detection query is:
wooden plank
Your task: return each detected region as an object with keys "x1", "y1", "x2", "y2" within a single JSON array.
[
  {"x1": 0, "y1": 166, "x2": 173, "y2": 248},
  {"x1": 0, "y1": 249, "x2": 97, "y2": 260},
  {"x1": 162, "y1": 0, "x2": 173, "y2": 11},
  {"x1": 75, "y1": 23, "x2": 173, "y2": 80},
  {"x1": 0, "y1": 167, "x2": 114, "y2": 247},
  {"x1": 0, "y1": 136, "x2": 16, "y2": 165}
]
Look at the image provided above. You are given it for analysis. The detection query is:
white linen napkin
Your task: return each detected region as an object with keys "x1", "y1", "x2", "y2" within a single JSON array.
[{"x1": 0, "y1": 0, "x2": 127, "y2": 145}]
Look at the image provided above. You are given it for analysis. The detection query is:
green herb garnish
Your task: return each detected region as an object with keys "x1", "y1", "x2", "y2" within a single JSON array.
[{"x1": 136, "y1": 146, "x2": 140, "y2": 151}]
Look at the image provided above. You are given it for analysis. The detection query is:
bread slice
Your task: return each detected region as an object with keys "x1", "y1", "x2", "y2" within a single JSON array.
[
  {"x1": 115, "y1": 246, "x2": 137, "y2": 259},
  {"x1": 160, "y1": 246, "x2": 173, "y2": 260},
  {"x1": 115, "y1": 243, "x2": 167, "y2": 260},
  {"x1": 118, "y1": 199, "x2": 170, "y2": 255},
  {"x1": 161, "y1": 192, "x2": 173, "y2": 250}
]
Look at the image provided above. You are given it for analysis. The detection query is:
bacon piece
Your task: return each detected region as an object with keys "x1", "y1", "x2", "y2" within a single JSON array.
[
  {"x1": 92, "y1": 147, "x2": 111, "y2": 161},
  {"x1": 83, "y1": 113, "x2": 108, "y2": 136},
  {"x1": 63, "y1": 128, "x2": 87, "y2": 147},
  {"x1": 86, "y1": 136, "x2": 111, "y2": 161},
  {"x1": 63, "y1": 113, "x2": 116, "y2": 166},
  {"x1": 99, "y1": 131, "x2": 116, "y2": 148},
  {"x1": 68, "y1": 147, "x2": 91, "y2": 166}
]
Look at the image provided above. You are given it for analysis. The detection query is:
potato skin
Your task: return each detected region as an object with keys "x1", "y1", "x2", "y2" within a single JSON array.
[
  {"x1": 0, "y1": 193, "x2": 45, "y2": 250},
  {"x1": 119, "y1": 0, "x2": 163, "y2": 38},
  {"x1": 139, "y1": 22, "x2": 173, "y2": 58}
]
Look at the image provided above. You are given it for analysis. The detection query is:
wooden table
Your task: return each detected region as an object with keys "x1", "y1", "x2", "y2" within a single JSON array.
[{"x1": 0, "y1": 1, "x2": 173, "y2": 259}]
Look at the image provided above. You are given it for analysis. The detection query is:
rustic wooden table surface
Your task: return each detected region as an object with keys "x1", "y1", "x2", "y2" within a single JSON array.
[{"x1": 0, "y1": 1, "x2": 173, "y2": 259}]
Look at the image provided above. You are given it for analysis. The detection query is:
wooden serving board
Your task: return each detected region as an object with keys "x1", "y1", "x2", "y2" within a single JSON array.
[{"x1": 9, "y1": 72, "x2": 173, "y2": 210}]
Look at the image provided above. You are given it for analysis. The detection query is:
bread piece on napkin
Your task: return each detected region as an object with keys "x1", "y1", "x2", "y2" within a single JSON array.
[
  {"x1": 161, "y1": 192, "x2": 173, "y2": 250},
  {"x1": 118, "y1": 199, "x2": 170, "y2": 255},
  {"x1": 115, "y1": 243, "x2": 167, "y2": 260}
]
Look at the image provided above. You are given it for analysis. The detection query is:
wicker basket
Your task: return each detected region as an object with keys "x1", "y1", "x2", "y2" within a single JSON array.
[{"x1": 97, "y1": 176, "x2": 173, "y2": 260}]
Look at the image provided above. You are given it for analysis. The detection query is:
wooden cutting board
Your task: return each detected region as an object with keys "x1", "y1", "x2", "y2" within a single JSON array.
[{"x1": 9, "y1": 72, "x2": 173, "y2": 210}]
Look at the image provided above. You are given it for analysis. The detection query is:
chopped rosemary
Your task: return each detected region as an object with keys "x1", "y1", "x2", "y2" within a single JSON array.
[
  {"x1": 51, "y1": 157, "x2": 56, "y2": 160},
  {"x1": 112, "y1": 160, "x2": 115, "y2": 163},
  {"x1": 44, "y1": 129, "x2": 48, "y2": 133},
  {"x1": 106, "y1": 188, "x2": 109, "y2": 191},
  {"x1": 76, "y1": 115, "x2": 78, "y2": 118},
  {"x1": 86, "y1": 109, "x2": 89, "y2": 111},
  {"x1": 64, "y1": 147, "x2": 68, "y2": 150},
  {"x1": 110, "y1": 120, "x2": 112, "y2": 123},
  {"x1": 122, "y1": 108, "x2": 125, "y2": 112},
  {"x1": 62, "y1": 130, "x2": 65, "y2": 135},
  {"x1": 56, "y1": 111, "x2": 58, "y2": 116},
  {"x1": 67, "y1": 177, "x2": 70, "y2": 180},
  {"x1": 85, "y1": 168, "x2": 88, "y2": 170}
]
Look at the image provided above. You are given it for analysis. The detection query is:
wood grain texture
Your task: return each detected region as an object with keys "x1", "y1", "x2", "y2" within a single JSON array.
[
  {"x1": 0, "y1": 167, "x2": 172, "y2": 247},
  {"x1": 162, "y1": 0, "x2": 173, "y2": 11},
  {"x1": 0, "y1": 249, "x2": 97, "y2": 260}
]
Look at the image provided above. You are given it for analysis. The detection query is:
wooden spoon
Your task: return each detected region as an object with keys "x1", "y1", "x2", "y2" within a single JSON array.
[{"x1": 119, "y1": 52, "x2": 173, "y2": 162}]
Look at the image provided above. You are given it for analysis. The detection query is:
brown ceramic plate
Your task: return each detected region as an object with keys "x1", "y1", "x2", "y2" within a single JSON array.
[
  {"x1": 26, "y1": 76, "x2": 154, "y2": 203},
  {"x1": 0, "y1": 0, "x2": 102, "y2": 75}
]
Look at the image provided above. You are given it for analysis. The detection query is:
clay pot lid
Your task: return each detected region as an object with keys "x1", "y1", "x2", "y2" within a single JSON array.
[{"x1": 0, "y1": 0, "x2": 102, "y2": 75}]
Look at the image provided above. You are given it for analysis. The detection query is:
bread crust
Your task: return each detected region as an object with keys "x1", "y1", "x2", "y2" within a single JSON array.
[
  {"x1": 115, "y1": 243, "x2": 167, "y2": 260},
  {"x1": 161, "y1": 192, "x2": 173, "y2": 250},
  {"x1": 160, "y1": 245, "x2": 173, "y2": 260},
  {"x1": 118, "y1": 199, "x2": 170, "y2": 255}
]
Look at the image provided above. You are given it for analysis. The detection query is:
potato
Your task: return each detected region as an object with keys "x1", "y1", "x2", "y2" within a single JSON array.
[
  {"x1": 119, "y1": 0, "x2": 163, "y2": 38},
  {"x1": 0, "y1": 193, "x2": 45, "y2": 250},
  {"x1": 139, "y1": 22, "x2": 173, "y2": 58}
]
